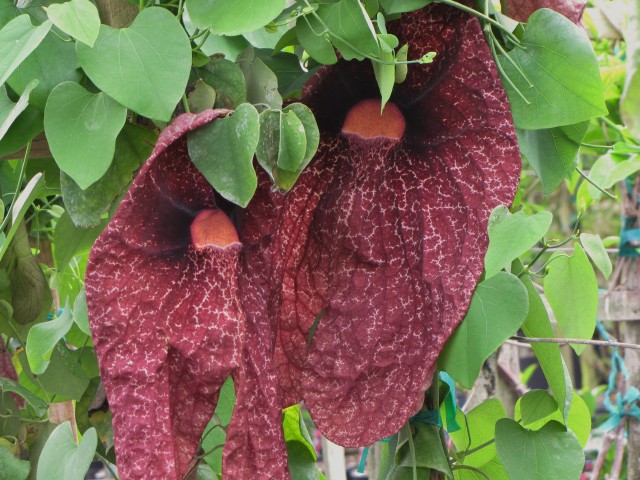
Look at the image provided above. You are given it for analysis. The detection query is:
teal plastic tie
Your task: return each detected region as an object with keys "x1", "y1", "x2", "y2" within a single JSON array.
[{"x1": 597, "y1": 320, "x2": 640, "y2": 431}]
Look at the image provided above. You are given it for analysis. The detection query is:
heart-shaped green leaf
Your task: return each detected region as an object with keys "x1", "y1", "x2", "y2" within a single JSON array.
[
  {"x1": 484, "y1": 209, "x2": 552, "y2": 279},
  {"x1": 438, "y1": 272, "x2": 529, "y2": 388},
  {"x1": 186, "y1": 0, "x2": 286, "y2": 35},
  {"x1": 37, "y1": 422, "x2": 97, "y2": 480},
  {"x1": 187, "y1": 103, "x2": 259, "y2": 207},
  {"x1": 496, "y1": 420, "x2": 584, "y2": 480},
  {"x1": 44, "y1": 81, "x2": 127, "y2": 189},
  {"x1": 76, "y1": 7, "x2": 191, "y2": 121},
  {"x1": 544, "y1": 243, "x2": 598, "y2": 355},
  {"x1": 580, "y1": 232, "x2": 612, "y2": 279},
  {"x1": 26, "y1": 301, "x2": 74, "y2": 375},
  {"x1": 46, "y1": 0, "x2": 100, "y2": 47},
  {"x1": 0, "y1": 15, "x2": 51, "y2": 86}
]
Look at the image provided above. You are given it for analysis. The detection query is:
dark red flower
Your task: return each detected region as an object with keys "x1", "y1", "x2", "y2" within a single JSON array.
[
  {"x1": 506, "y1": 0, "x2": 586, "y2": 23},
  {"x1": 85, "y1": 3, "x2": 520, "y2": 479}
]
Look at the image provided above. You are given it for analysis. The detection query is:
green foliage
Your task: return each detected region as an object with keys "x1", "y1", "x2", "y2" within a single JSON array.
[
  {"x1": 44, "y1": 82, "x2": 127, "y2": 189},
  {"x1": 499, "y1": 9, "x2": 607, "y2": 129},
  {"x1": 36, "y1": 422, "x2": 97, "y2": 480},
  {"x1": 76, "y1": 7, "x2": 191, "y2": 121},
  {"x1": 0, "y1": 15, "x2": 50, "y2": 87},
  {"x1": 186, "y1": 0, "x2": 286, "y2": 36},
  {"x1": 495, "y1": 420, "x2": 584, "y2": 480},
  {"x1": 544, "y1": 244, "x2": 598, "y2": 355},
  {"x1": 201, "y1": 377, "x2": 235, "y2": 475},
  {"x1": 46, "y1": 0, "x2": 100, "y2": 47},
  {"x1": 439, "y1": 272, "x2": 529, "y2": 388},
  {"x1": 283, "y1": 404, "x2": 324, "y2": 479}
]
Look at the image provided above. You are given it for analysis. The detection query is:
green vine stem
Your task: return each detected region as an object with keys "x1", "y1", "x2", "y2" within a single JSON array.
[
  {"x1": 452, "y1": 464, "x2": 491, "y2": 480},
  {"x1": 576, "y1": 167, "x2": 617, "y2": 200},
  {"x1": 511, "y1": 335, "x2": 640, "y2": 351}
]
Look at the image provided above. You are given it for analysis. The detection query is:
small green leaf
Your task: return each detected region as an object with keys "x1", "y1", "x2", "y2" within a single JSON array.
[
  {"x1": 76, "y1": 7, "x2": 191, "y2": 121},
  {"x1": 499, "y1": 9, "x2": 607, "y2": 129},
  {"x1": 188, "y1": 79, "x2": 217, "y2": 114},
  {"x1": 202, "y1": 377, "x2": 235, "y2": 474},
  {"x1": 449, "y1": 400, "x2": 507, "y2": 468},
  {"x1": 277, "y1": 110, "x2": 307, "y2": 171},
  {"x1": 0, "y1": 444, "x2": 30, "y2": 480},
  {"x1": 61, "y1": 124, "x2": 156, "y2": 228},
  {"x1": 187, "y1": 103, "x2": 259, "y2": 207},
  {"x1": 580, "y1": 233, "x2": 612, "y2": 279},
  {"x1": 544, "y1": 244, "x2": 598, "y2": 355},
  {"x1": 496, "y1": 419, "x2": 584, "y2": 480},
  {"x1": 37, "y1": 423, "x2": 97, "y2": 480},
  {"x1": 373, "y1": 36, "x2": 395, "y2": 109},
  {"x1": 484, "y1": 209, "x2": 552, "y2": 279},
  {"x1": 514, "y1": 260, "x2": 573, "y2": 422},
  {"x1": 439, "y1": 272, "x2": 529, "y2": 388},
  {"x1": 186, "y1": 0, "x2": 286, "y2": 36},
  {"x1": 44, "y1": 81, "x2": 127, "y2": 189},
  {"x1": 196, "y1": 58, "x2": 246, "y2": 109},
  {"x1": 73, "y1": 288, "x2": 90, "y2": 336},
  {"x1": 395, "y1": 43, "x2": 409, "y2": 83},
  {"x1": 517, "y1": 122, "x2": 589, "y2": 194},
  {"x1": 0, "y1": 15, "x2": 51, "y2": 86},
  {"x1": 518, "y1": 390, "x2": 558, "y2": 426},
  {"x1": 0, "y1": 80, "x2": 38, "y2": 142},
  {"x1": 26, "y1": 301, "x2": 74, "y2": 375},
  {"x1": 237, "y1": 48, "x2": 283, "y2": 109},
  {"x1": 46, "y1": 0, "x2": 100, "y2": 47}
]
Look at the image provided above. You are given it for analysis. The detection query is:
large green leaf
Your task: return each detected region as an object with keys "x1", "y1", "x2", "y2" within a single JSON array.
[
  {"x1": 495, "y1": 420, "x2": 584, "y2": 480},
  {"x1": 296, "y1": 11, "x2": 338, "y2": 65},
  {"x1": 44, "y1": 82, "x2": 127, "y2": 189},
  {"x1": 8, "y1": 32, "x2": 82, "y2": 111},
  {"x1": 61, "y1": 124, "x2": 156, "y2": 228},
  {"x1": 25, "y1": 303, "x2": 73, "y2": 375},
  {"x1": 322, "y1": 0, "x2": 379, "y2": 61},
  {"x1": 0, "y1": 444, "x2": 29, "y2": 480},
  {"x1": 0, "y1": 15, "x2": 50, "y2": 86},
  {"x1": 202, "y1": 377, "x2": 235, "y2": 474},
  {"x1": 186, "y1": 0, "x2": 286, "y2": 36},
  {"x1": 517, "y1": 122, "x2": 589, "y2": 194},
  {"x1": 76, "y1": 7, "x2": 191, "y2": 121},
  {"x1": 196, "y1": 58, "x2": 247, "y2": 109},
  {"x1": 0, "y1": 106, "x2": 43, "y2": 157},
  {"x1": 449, "y1": 400, "x2": 506, "y2": 469},
  {"x1": 0, "y1": 81, "x2": 37, "y2": 142},
  {"x1": 453, "y1": 456, "x2": 508, "y2": 480},
  {"x1": 544, "y1": 244, "x2": 598, "y2": 355},
  {"x1": 514, "y1": 260, "x2": 572, "y2": 421},
  {"x1": 380, "y1": 0, "x2": 435, "y2": 14},
  {"x1": 439, "y1": 272, "x2": 529, "y2": 388},
  {"x1": 36, "y1": 422, "x2": 97, "y2": 480},
  {"x1": 46, "y1": 0, "x2": 100, "y2": 47},
  {"x1": 499, "y1": 9, "x2": 607, "y2": 129},
  {"x1": 187, "y1": 103, "x2": 259, "y2": 207},
  {"x1": 484, "y1": 208, "x2": 552, "y2": 279}
]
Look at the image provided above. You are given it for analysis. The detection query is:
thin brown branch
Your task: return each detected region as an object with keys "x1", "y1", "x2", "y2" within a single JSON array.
[{"x1": 510, "y1": 335, "x2": 640, "y2": 351}]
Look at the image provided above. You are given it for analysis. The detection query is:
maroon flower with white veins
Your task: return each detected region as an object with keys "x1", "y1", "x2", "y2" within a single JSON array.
[
  {"x1": 269, "y1": 4, "x2": 521, "y2": 446},
  {"x1": 86, "y1": 110, "x2": 277, "y2": 480},
  {"x1": 85, "y1": 2, "x2": 521, "y2": 478}
]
